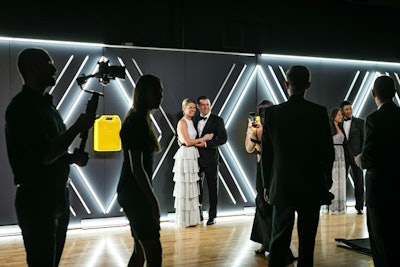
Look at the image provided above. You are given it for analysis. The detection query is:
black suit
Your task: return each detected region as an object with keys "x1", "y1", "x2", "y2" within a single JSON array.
[
  {"x1": 262, "y1": 95, "x2": 334, "y2": 267},
  {"x1": 341, "y1": 116, "x2": 365, "y2": 211},
  {"x1": 194, "y1": 113, "x2": 227, "y2": 219},
  {"x1": 359, "y1": 101, "x2": 400, "y2": 267}
]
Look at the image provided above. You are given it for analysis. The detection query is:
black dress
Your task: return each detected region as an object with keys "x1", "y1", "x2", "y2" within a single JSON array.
[{"x1": 117, "y1": 111, "x2": 160, "y2": 240}]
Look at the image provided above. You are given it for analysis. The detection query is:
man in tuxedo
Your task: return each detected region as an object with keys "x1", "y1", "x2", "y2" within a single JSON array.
[
  {"x1": 261, "y1": 65, "x2": 335, "y2": 267},
  {"x1": 355, "y1": 75, "x2": 399, "y2": 267},
  {"x1": 194, "y1": 96, "x2": 227, "y2": 225},
  {"x1": 339, "y1": 100, "x2": 365, "y2": 214}
]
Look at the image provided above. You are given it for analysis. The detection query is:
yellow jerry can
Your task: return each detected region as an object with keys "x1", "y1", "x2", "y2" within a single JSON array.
[{"x1": 94, "y1": 115, "x2": 121, "y2": 152}]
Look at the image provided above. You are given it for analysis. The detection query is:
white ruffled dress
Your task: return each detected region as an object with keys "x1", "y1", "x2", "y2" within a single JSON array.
[{"x1": 173, "y1": 118, "x2": 201, "y2": 228}]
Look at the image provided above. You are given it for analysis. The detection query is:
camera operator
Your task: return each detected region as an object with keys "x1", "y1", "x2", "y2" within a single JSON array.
[{"x1": 5, "y1": 48, "x2": 95, "y2": 267}]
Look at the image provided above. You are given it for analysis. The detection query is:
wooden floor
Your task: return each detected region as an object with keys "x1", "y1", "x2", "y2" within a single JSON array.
[{"x1": 0, "y1": 210, "x2": 374, "y2": 267}]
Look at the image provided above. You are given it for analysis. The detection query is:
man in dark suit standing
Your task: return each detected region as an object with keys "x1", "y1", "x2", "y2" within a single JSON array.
[
  {"x1": 261, "y1": 65, "x2": 335, "y2": 267},
  {"x1": 355, "y1": 75, "x2": 399, "y2": 267},
  {"x1": 194, "y1": 96, "x2": 227, "y2": 225},
  {"x1": 339, "y1": 100, "x2": 365, "y2": 214}
]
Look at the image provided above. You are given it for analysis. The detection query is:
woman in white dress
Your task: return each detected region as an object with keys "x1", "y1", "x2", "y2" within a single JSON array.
[
  {"x1": 173, "y1": 98, "x2": 213, "y2": 228},
  {"x1": 322, "y1": 107, "x2": 347, "y2": 214}
]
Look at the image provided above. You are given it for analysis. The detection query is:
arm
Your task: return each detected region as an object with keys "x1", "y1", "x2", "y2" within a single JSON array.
[
  {"x1": 261, "y1": 109, "x2": 273, "y2": 202},
  {"x1": 178, "y1": 119, "x2": 213, "y2": 146},
  {"x1": 198, "y1": 116, "x2": 227, "y2": 148},
  {"x1": 245, "y1": 118, "x2": 262, "y2": 153},
  {"x1": 129, "y1": 149, "x2": 160, "y2": 223},
  {"x1": 44, "y1": 113, "x2": 95, "y2": 165}
]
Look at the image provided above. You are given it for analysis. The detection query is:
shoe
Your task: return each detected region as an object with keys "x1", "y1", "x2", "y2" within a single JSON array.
[
  {"x1": 206, "y1": 218, "x2": 216, "y2": 225},
  {"x1": 357, "y1": 209, "x2": 363, "y2": 215},
  {"x1": 255, "y1": 249, "x2": 265, "y2": 255}
]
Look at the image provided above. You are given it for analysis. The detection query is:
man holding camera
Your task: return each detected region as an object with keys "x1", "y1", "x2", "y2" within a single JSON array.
[{"x1": 5, "y1": 48, "x2": 95, "y2": 267}]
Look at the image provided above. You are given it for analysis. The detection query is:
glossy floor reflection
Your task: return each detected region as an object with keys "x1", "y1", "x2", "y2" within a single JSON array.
[{"x1": 0, "y1": 212, "x2": 374, "y2": 266}]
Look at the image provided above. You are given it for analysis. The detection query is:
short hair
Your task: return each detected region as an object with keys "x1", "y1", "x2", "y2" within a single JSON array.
[
  {"x1": 339, "y1": 100, "x2": 352, "y2": 109},
  {"x1": 286, "y1": 65, "x2": 311, "y2": 92},
  {"x1": 197, "y1": 95, "x2": 209, "y2": 104},
  {"x1": 373, "y1": 75, "x2": 396, "y2": 100}
]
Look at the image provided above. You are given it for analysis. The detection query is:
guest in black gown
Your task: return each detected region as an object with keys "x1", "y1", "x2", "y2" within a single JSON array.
[
  {"x1": 245, "y1": 100, "x2": 296, "y2": 264},
  {"x1": 117, "y1": 74, "x2": 164, "y2": 267}
]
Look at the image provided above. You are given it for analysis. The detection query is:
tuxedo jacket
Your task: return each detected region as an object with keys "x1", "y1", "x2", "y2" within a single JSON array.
[
  {"x1": 360, "y1": 101, "x2": 400, "y2": 207},
  {"x1": 261, "y1": 95, "x2": 335, "y2": 206},
  {"x1": 194, "y1": 113, "x2": 227, "y2": 165},
  {"x1": 341, "y1": 116, "x2": 364, "y2": 159}
]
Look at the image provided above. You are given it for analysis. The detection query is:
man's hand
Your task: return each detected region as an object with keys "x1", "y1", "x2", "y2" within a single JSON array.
[
  {"x1": 263, "y1": 188, "x2": 270, "y2": 204},
  {"x1": 71, "y1": 148, "x2": 89, "y2": 166},
  {"x1": 354, "y1": 154, "x2": 362, "y2": 169}
]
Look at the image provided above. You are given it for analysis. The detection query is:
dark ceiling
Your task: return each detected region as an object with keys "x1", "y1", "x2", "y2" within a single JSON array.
[{"x1": 1, "y1": 1, "x2": 399, "y2": 62}]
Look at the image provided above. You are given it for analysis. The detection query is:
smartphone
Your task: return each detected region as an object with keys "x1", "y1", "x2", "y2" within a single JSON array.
[{"x1": 249, "y1": 112, "x2": 256, "y2": 123}]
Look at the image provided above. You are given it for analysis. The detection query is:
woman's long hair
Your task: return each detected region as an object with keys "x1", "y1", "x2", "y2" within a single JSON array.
[
  {"x1": 257, "y1": 99, "x2": 274, "y2": 123},
  {"x1": 126, "y1": 74, "x2": 161, "y2": 152},
  {"x1": 329, "y1": 107, "x2": 341, "y2": 136}
]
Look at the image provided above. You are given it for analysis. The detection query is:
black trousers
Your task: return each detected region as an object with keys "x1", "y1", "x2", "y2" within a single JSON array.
[
  {"x1": 15, "y1": 186, "x2": 70, "y2": 267},
  {"x1": 198, "y1": 163, "x2": 219, "y2": 219},
  {"x1": 347, "y1": 159, "x2": 365, "y2": 211},
  {"x1": 268, "y1": 204, "x2": 320, "y2": 267}
]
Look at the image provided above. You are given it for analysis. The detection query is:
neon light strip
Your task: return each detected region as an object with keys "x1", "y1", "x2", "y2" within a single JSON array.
[
  {"x1": 69, "y1": 206, "x2": 77, "y2": 217},
  {"x1": 344, "y1": 71, "x2": 361, "y2": 101},
  {"x1": 219, "y1": 147, "x2": 247, "y2": 202},
  {"x1": 393, "y1": 73, "x2": 400, "y2": 105},
  {"x1": 105, "y1": 192, "x2": 118, "y2": 214},
  {"x1": 355, "y1": 72, "x2": 378, "y2": 117},
  {"x1": 132, "y1": 58, "x2": 143, "y2": 76},
  {"x1": 352, "y1": 72, "x2": 370, "y2": 115},
  {"x1": 70, "y1": 180, "x2": 92, "y2": 214},
  {"x1": 73, "y1": 165, "x2": 106, "y2": 214},
  {"x1": 152, "y1": 136, "x2": 176, "y2": 180},
  {"x1": 211, "y1": 63, "x2": 236, "y2": 109},
  {"x1": 225, "y1": 65, "x2": 257, "y2": 128},
  {"x1": 267, "y1": 65, "x2": 287, "y2": 102},
  {"x1": 159, "y1": 106, "x2": 176, "y2": 134},
  {"x1": 49, "y1": 55, "x2": 74, "y2": 95},
  {"x1": 226, "y1": 143, "x2": 256, "y2": 199},
  {"x1": 218, "y1": 64, "x2": 247, "y2": 116},
  {"x1": 258, "y1": 65, "x2": 281, "y2": 103},
  {"x1": 0, "y1": 36, "x2": 105, "y2": 47},
  {"x1": 57, "y1": 55, "x2": 89, "y2": 110},
  {"x1": 218, "y1": 171, "x2": 237, "y2": 204},
  {"x1": 261, "y1": 53, "x2": 400, "y2": 67}
]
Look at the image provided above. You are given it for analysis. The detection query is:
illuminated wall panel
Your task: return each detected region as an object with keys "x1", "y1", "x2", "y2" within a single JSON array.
[{"x1": 0, "y1": 37, "x2": 399, "y2": 228}]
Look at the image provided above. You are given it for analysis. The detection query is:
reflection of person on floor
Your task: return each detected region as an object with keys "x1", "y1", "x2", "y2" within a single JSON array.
[
  {"x1": 355, "y1": 75, "x2": 399, "y2": 267},
  {"x1": 261, "y1": 65, "x2": 335, "y2": 267},
  {"x1": 117, "y1": 74, "x2": 164, "y2": 267},
  {"x1": 322, "y1": 107, "x2": 347, "y2": 215},
  {"x1": 173, "y1": 98, "x2": 213, "y2": 228},
  {"x1": 245, "y1": 100, "x2": 296, "y2": 264}
]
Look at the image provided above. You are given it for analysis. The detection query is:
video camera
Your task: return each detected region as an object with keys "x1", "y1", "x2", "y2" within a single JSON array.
[
  {"x1": 76, "y1": 60, "x2": 126, "y2": 151},
  {"x1": 77, "y1": 60, "x2": 126, "y2": 86}
]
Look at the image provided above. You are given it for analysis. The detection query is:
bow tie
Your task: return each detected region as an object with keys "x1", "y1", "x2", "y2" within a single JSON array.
[
  {"x1": 343, "y1": 117, "x2": 351, "y2": 121},
  {"x1": 200, "y1": 116, "x2": 207, "y2": 120}
]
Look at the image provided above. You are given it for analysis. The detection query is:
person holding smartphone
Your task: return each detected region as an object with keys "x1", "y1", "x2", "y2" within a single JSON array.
[{"x1": 245, "y1": 100, "x2": 296, "y2": 264}]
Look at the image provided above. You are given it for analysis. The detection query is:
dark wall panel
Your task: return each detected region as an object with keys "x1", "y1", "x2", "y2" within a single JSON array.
[{"x1": 1, "y1": 37, "x2": 399, "y2": 228}]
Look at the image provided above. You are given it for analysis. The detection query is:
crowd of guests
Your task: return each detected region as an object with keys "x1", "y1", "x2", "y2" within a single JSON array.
[{"x1": 4, "y1": 47, "x2": 398, "y2": 267}]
